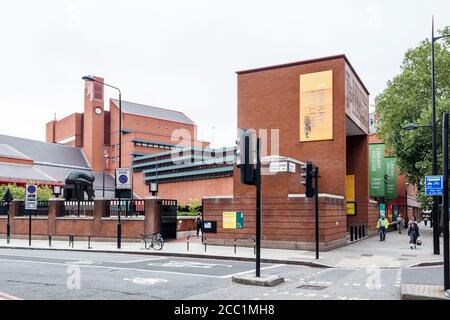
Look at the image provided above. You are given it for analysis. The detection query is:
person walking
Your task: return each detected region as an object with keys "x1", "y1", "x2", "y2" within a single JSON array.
[
  {"x1": 195, "y1": 213, "x2": 203, "y2": 237},
  {"x1": 377, "y1": 215, "x2": 389, "y2": 241},
  {"x1": 408, "y1": 220, "x2": 420, "y2": 249},
  {"x1": 397, "y1": 214, "x2": 403, "y2": 234}
]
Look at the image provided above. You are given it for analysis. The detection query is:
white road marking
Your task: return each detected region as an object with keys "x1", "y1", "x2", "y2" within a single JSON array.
[
  {"x1": 147, "y1": 261, "x2": 233, "y2": 269},
  {"x1": 0, "y1": 291, "x2": 22, "y2": 300},
  {"x1": 0, "y1": 258, "x2": 233, "y2": 279},
  {"x1": 0, "y1": 252, "x2": 165, "y2": 264},
  {"x1": 120, "y1": 257, "x2": 167, "y2": 263},
  {"x1": 221, "y1": 264, "x2": 285, "y2": 279},
  {"x1": 66, "y1": 260, "x2": 96, "y2": 265},
  {"x1": 123, "y1": 277, "x2": 168, "y2": 285}
]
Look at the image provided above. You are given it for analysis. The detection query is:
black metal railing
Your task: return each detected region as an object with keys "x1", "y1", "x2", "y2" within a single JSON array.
[
  {"x1": 60, "y1": 200, "x2": 94, "y2": 217},
  {"x1": 105, "y1": 200, "x2": 145, "y2": 218},
  {"x1": 17, "y1": 201, "x2": 49, "y2": 216}
]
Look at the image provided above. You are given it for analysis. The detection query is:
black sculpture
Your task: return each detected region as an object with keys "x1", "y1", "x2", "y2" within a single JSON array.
[{"x1": 63, "y1": 171, "x2": 95, "y2": 201}]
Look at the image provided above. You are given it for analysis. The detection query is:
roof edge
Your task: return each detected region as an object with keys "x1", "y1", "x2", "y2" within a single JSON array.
[
  {"x1": 110, "y1": 99, "x2": 195, "y2": 125},
  {"x1": 236, "y1": 54, "x2": 369, "y2": 96}
]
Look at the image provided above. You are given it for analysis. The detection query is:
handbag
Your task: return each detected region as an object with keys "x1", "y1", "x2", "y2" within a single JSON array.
[{"x1": 416, "y1": 238, "x2": 422, "y2": 246}]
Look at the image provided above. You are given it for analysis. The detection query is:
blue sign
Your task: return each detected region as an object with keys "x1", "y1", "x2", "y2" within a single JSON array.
[
  {"x1": 119, "y1": 175, "x2": 128, "y2": 184},
  {"x1": 425, "y1": 175, "x2": 443, "y2": 196}
]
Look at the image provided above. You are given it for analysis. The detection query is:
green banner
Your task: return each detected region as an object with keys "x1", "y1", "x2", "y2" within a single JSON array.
[
  {"x1": 384, "y1": 157, "x2": 398, "y2": 200},
  {"x1": 236, "y1": 212, "x2": 244, "y2": 229},
  {"x1": 369, "y1": 144, "x2": 385, "y2": 197}
]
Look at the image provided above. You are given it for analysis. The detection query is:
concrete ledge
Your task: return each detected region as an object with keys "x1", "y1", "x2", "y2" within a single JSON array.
[
  {"x1": 401, "y1": 284, "x2": 450, "y2": 300},
  {"x1": 232, "y1": 274, "x2": 284, "y2": 287}
]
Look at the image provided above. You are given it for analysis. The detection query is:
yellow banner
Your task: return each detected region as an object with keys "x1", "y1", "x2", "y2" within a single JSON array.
[
  {"x1": 345, "y1": 175, "x2": 355, "y2": 202},
  {"x1": 300, "y1": 70, "x2": 333, "y2": 142},
  {"x1": 223, "y1": 212, "x2": 237, "y2": 229}
]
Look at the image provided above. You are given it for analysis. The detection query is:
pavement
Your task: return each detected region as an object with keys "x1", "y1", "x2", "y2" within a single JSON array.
[{"x1": 0, "y1": 222, "x2": 443, "y2": 269}]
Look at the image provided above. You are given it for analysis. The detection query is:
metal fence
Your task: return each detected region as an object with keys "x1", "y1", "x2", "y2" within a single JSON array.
[
  {"x1": 60, "y1": 201, "x2": 95, "y2": 217},
  {"x1": 105, "y1": 200, "x2": 145, "y2": 218},
  {"x1": 17, "y1": 201, "x2": 49, "y2": 216}
]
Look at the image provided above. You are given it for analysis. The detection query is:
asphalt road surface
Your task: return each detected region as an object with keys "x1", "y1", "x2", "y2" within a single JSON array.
[{"x1": 0, "y1": 248, "x2": 406, "y2": 300}]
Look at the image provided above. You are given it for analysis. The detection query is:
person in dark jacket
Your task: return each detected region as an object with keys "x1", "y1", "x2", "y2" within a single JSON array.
[
  {"x1": 408, "y1": 222, "x2": 420, "y2": 249},
  {"x1": 195, "y1": 213, "x2": 203, "y2": 237}
]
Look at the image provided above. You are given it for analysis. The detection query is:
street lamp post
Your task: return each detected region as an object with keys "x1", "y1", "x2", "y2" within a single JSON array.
[
  {"x1": 431, "y1": 17, "x2": 450, "y2": 255},
  {"x1": 401, "y1": 17, "x2": 450, "y2": 255},
  {"x1": 82, "y1": 75, "x2": 123, "y2": 249},
  {"x1": 440, "y1": 112, "x2": 449, "y2": 294}
]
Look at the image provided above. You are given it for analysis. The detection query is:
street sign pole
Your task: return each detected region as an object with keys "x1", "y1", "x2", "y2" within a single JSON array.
[
  {"x1": 25, "y1": 184, "x2": 38, "y2": 247},
  {"x1": 28, "y1": 210, "x2": 32, "y2": 246}
]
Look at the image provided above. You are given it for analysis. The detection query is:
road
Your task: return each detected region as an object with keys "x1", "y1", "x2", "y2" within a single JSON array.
[{"x1": 0, "y1": 248, "x2": 412, "y2": 300}]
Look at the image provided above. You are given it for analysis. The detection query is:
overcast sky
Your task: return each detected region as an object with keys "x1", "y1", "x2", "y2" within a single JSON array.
[{"x1": 1, "y1": 0, "x2": 450, "y2": 148}]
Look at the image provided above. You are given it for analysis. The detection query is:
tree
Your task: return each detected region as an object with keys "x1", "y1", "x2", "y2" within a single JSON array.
[
  {"x1": 376, "y1": 27, "x2": 450, "y2": 185},
  {"x1": 0, "y1": 184, "x2": 54, "y2": 202}
]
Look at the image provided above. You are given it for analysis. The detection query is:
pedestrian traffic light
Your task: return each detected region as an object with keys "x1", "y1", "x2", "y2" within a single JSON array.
[
  {"x1": 301, "y1": 161, "x2": 315, "y2": 198},
  {"x1": 236, "y1": 129, "x2": 257, "y2": 185}
]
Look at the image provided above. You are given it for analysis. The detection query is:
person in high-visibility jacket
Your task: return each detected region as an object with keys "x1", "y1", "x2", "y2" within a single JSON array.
[{"x1": 377, "y1": 215, "x2": 389, "y2": 241}]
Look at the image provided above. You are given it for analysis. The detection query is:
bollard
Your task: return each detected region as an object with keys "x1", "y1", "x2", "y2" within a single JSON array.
[
  {"x1": 354, "y1": 226, "x2": 359, "y2": 240},
  {"x1": 6, "y1": 224, "x2": 10, "y2": 244},
  {"x1": 88, "y1": 235, "x2": 92, "y2": 249},
  {"x1": 359, "y1": 225, "x2": 362, "y2": 239},
  {"x1": 362, "y1": 225, "x2": 366, "y2": 238},
  {"x1": 253, "y1": 240, "x2": 256, "y2": 255},
  {"x1": 187, "y1": 237, "x2": 190, "y2": 252},
  {"x1": 350, "y1": 226, "x2": 354, "y2": 241},
  {"x1": 234, "y1": 239, "x2": 237, "y2": 254},
  {"x1": 48, "y1": 234, "x2": 52, "y2": 247},
  {"x1": 69, "y1": 235, "x2": 74, "y2": 248},
  {"x1": 204, "y1": 237, "x2": 207, "y2": 252}
]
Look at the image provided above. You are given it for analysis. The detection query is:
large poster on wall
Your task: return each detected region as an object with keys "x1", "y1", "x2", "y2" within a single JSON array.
[
  {"x1": 385, "y1": 157, "x2": 398, "y2": 200},
  {"x1": 369, "y1": 143, "x2": 385, "y2": 197},
  {"x1": 299, "y1": 70, "x2": 333, "y2": 142}
]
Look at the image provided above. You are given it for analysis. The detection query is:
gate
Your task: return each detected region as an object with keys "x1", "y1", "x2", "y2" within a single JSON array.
[{"x1": 159, "y1": 199, "x2": 177, "y2": 240}]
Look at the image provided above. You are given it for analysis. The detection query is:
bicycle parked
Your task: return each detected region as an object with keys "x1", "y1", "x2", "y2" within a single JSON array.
[{"x1": 140, "y1": 232, "x2": 164, "y2": 250}]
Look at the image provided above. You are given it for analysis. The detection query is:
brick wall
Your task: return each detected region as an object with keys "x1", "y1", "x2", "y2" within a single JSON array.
[
  {"x1": 203, "y1": 195, "x2": 347, "y2": 251},
  {"x1": 0, "y1": 198, "x2": 186, "y2": 240}
]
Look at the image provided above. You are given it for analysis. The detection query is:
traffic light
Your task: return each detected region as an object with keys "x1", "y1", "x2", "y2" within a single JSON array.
[
  {"x1": 236, "y1": 129, "x2": 257, "y2": 185},
  {"x1": 301, "y1": 161, "x2": 315, "y2": 198}
]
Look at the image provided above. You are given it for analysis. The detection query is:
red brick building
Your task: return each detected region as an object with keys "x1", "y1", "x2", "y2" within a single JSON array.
[
  {"x1": 203, "y1": 55, "x2": 379, "y2": 250},
  {"x1": 0, "y1": 77, "x2": 234, "y2": 203}
]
